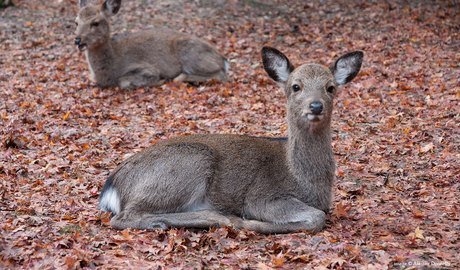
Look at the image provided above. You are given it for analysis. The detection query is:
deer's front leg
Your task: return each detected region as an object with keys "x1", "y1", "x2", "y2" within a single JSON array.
[
  {"x1": 118, "y1": 66, "x2": 163, "y2": 89},
  {"x1": 240, "y1": 197, "x2": 326, "y2": 233}
]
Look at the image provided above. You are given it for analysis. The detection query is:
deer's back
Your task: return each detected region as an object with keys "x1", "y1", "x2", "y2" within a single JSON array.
[{"x1": 111, "y1": 27, "x2": 188, "y2": 77}]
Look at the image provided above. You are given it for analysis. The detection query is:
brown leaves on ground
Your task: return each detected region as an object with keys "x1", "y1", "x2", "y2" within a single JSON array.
[{"x1": 1, "y1": 0, "x2": 459, "y2": 269}]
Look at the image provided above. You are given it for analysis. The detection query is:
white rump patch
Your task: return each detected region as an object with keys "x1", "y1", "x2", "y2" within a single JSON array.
[{"x1": 99, "y1": 187, "x2": 121, "y2": 214}]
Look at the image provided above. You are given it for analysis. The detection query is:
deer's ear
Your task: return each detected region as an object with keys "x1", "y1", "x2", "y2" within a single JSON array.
[
  {"x1": 331, "y1": 51, "x2": 363, "y2": 85},
  {"x1": 101, "y1": 0, "x2": 121, "y2": 16},
  {"x1": 79, "y1": 0, "x2": 88, "y2": 8},
  {"x1": 262, "y1": 47, "x2": 295, "y2": 83}
]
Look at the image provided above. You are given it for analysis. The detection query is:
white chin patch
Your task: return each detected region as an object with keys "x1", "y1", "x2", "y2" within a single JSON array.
[
  {"x1": 78, "y1": 44, "x2": 87, "y2": 51},
  {"x1": 307, "y1": 114, "x2": 323, "y2": 122}
]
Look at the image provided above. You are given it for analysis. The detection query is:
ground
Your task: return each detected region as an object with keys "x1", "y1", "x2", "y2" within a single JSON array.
[{"x1": 0, "y1": 0, "x2": 459, "y2": 269}]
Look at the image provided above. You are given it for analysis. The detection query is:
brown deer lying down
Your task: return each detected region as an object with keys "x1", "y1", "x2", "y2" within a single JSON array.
[
  {"x1": 75, "y1": 0, "x2": 228, "y2": 89},
  {"x1": 99, "y1": 47, "x2": 363, "y2": 234}
]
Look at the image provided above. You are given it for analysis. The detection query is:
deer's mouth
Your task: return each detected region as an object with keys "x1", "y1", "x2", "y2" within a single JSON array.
[
  {"x1": 305, "y1": 113, "x2": 324, "y2": 122},
  {"x1": 77, "y1": 44, "x2": 88, "y2": 51}
]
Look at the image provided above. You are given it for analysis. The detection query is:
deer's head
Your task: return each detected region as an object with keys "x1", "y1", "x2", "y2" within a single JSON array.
[
  {"x1": 262, "y1": 47, "x2": 363, "y2": 132},
  {"x1": 74, "y1": 0, "x2": 121, "y2": 51}
]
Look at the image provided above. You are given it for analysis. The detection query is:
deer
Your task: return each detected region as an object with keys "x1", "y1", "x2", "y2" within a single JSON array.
[
  {"x1": 74, "y1": 0, "x2": 228, "y2": 89},
  {"x1": 99, "y1": 46, "x2": 363, "y2": 234}
]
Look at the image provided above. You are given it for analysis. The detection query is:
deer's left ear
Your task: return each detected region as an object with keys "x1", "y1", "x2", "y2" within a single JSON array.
[{"x1": 331, "y1": 51, "x2": 363, "y2": 85}]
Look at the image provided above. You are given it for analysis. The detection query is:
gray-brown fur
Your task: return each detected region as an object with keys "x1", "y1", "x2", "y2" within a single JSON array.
[
  {"x1": 100, "y1": 47, "x2": 363, "y2": 234},
  {"x1": 75, "y1": 0, "x2": 228, "y2": 89}
]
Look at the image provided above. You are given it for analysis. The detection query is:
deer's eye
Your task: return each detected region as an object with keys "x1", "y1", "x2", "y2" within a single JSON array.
[
  {"x1": 327, "y1": 85, "x2": 335, "y2": 94},
  {"x1": 75, "y1": 22, "x2": 78, "y2": 26},
  {"x1": 292, "y1": 84, "x2": 301, "y2": 92},
  {"x1": 90, "y1": 21, "x2": 99, "y2": 27}
]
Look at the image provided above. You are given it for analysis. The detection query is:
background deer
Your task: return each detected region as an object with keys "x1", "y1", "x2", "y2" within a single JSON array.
[
  {"x1": 99, "y1": 47, "x2": 363, "y2": 233},
  {"x1": 75, "y1": 0, "x2": 228, "y2": 89}
]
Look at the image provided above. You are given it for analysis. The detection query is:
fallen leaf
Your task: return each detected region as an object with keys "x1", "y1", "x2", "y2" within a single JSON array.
[{"x1": 420, "y1": 142, "x2": 434, "y2": 153}]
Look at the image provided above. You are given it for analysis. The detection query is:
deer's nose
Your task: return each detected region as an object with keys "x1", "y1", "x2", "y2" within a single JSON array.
[
  {"x1": 74, "y1": 37, "x2": 81, "y2": 45},
  {"x1": 309, "y1": 101, "x2": 323, "y2": 115}
]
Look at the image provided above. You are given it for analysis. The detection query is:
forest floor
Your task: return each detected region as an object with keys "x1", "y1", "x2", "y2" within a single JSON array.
[{"x1": 0, "y1": 0, "x2": 459, "y2": 269}]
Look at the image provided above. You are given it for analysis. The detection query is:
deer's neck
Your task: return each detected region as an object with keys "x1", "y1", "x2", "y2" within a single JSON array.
[
  {"x1": 286, "y1": 122, "x2": 335, "y2": 211},
  {"x1": 85, "y1": 41, "x2": 116, "y2": 86}
]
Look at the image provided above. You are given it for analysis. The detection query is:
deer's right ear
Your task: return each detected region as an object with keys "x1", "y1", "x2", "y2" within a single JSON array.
[
  {"x1": 331, "y1": 51, "x2": 363, "y2": 85},
  {"x1": 102, "y1": 0, "x2": 121, "y2": 16},
  {"x1": 262, "y1": 47, "x2": 294, "y2": 84},
  {"x1": 79, "y1": 0, "x2": 88, "y2": 8}
]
